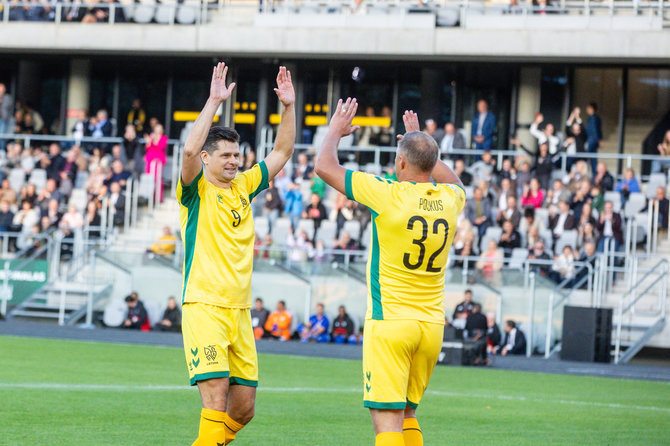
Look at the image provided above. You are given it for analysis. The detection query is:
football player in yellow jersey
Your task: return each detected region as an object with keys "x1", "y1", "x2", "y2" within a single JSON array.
[
  {"x1": 315, "y1": 99, "x2": 465, "y2": 446},
  {"x1": 178, "y1": 62, "x2": 295, "y2": 445}
]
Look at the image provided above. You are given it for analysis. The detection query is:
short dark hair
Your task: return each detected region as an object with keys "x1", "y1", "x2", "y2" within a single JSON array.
[
  {"x1": 202, "y1": 126, "x2": 240, "y2": 154},
  {"x1": 473, "y1": 304, "x2": 482, "y2": 313},
  {"x1": 465, "y1": 289, "x2": 472, "y2": 295},
  {"x1": 278, "y1": 300, "x2": 286, "y2": 307},
  {"x1": 588, "y1": 101, "x2": 598, "y2": 112},
  {"x1": 398, "y1": 131, "x2": 439, "y2": 173},
  {"x1": 506, "y1": 320, "x2": 516, "y2": 329},
  {"x1": 255, "y1": 297, "x2": 263, "y2": 303}
]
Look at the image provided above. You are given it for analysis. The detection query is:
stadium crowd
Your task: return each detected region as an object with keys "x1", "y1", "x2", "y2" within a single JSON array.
[{"x1": 2, "y1": 0, "x2": 130, "y2": 23}]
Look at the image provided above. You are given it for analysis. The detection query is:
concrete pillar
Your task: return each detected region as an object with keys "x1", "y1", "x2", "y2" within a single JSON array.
[
  {"x1": 66, "y1": 59, "x2": 90, "y2": 136},
  {"x1": 16, "y1": 60, "x2": 41, "y2": 109},
  {"x1": 420, "y1": 68, "x2": 442, "y2": 124},
  {"x1": 516, "y1": 67, "x2": 542, "y2": 152}
]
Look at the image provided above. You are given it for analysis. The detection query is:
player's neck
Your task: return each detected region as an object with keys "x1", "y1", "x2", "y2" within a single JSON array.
[
  {"x1": 204, "y1": 168, "x2": 233, "y2": 189},
  {"x1": 400, "y1": 173, "x2": 432, "y2": 184}
]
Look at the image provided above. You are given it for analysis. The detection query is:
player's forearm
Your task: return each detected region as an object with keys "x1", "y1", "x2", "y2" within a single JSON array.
[
  {"x1": 432, "y1": 159, "x2": 464, "y2": 188},
  {"x1": 315, "y1": 129, "x2": 342, "y2": 174},
  {"x1": 183, "y1": 98, "x2": 221, "y2": 156},
  {"x1": 273, "y1": 104, "x2": 296, "y2": 159}
]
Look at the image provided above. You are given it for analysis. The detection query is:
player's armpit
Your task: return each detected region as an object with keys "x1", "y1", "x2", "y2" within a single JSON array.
[{"x1": 346, "y1": 170, "x2": 393, "y2": 214}]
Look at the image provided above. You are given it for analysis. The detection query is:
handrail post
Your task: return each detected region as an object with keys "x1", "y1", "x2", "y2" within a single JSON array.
[
  {"x1": 0, "y1": 260, "x2": 9, "y2": 317},
  {"x1": 462, "y1": 258, "x2": 469, "y2": 285},
  {"x1": 647, "y1": 203, "x2": 653, "y2": 255},
  {"x1": 124, "y1": 177, "x2": 133, "y2": 233},
  {"x1": 652, "y1": 199, "x2": 659, "y2": 254},
  {"x1": 545, "y1": 291, "x2": 554, "y2": 358},
  {"x1": 527, "y1": 271, "x2": 536, "y2": 358},
  {"x1": 614, "y1": 292, "x2": 624, "y2": 364},
  {"x1": 58, "y1": 267, "x2": 67, "y2": 326}
]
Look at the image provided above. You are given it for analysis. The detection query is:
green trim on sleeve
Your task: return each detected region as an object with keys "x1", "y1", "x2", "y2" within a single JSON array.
[
  {"x1": 452, "y1": 183, "x2": 466, "y2": 196},
  {"x1": 229, "y1": 377, "x2": 259, "y2": 387},
  {"x1": 189, "y1": 371, "x2": 230, "y2": 386},
  {"x1": 249, "y1": 161, "x2": 270, "y2": 201},
  {"x1": 369, "y1": 210, "x2": 383, "y2": 320},
  {"x1": 345, "y1": 169, "x2": 354, "y2": 201},
  {"x1": 363, "y1": 401, "x2": 407, "y2": 410},
  {"x1": 178, "y1": 168, "x2": 203, "y2": 206}
]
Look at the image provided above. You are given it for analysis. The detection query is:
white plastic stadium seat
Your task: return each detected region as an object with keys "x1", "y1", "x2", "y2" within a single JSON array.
[
  {"x1": 508, "y1": 248, "x2": 528, "y2": 270},
  {"x1": 364, "y1": 163, "x2": 382, "y2": 176},
  {"x1": 154, "y1": 2, "x2": 175, "y2": 24},
  {"x1": 254, "y1": 217, "x2": 270, "y2": 239},
  {"x1": 481, "y1": 226, "x2": 502, "y2": 250},
  {"x1": 297, "y1": 219, "x2": 315, "y2": 240},
  {"x1": 343, "y1": 220, "x2": 361, "y2": 241},
  {"x1": 317, "y1": 220, "x2": 337, "y2": 247},
  {"x1": 69, "y1": 189, "x2": 88, "y2": 212},
  {"x1": 271, "y1": 218, "x2": 292, "y2": 245},
  {"x1": 555, "y1": 229, "x2": 578, "y2": 253},
  {"x1": 103, "y1": 299, "x2": 127, "y2": 327},
  {"x1": 176, "y1": 4, "x2": 197, "y2": 24},
  {"x1": 138, "y1": 173, "x2": 155, "y2": 200},
  {"x1": 75, "y1": 171, "x2": 89, "y2": 190},
  {"x1": 8, "y1": 168, "x2": 25, "y2": 193},
  {"x1": 539, "y1": 229, "x2": 553, "y2": 251},
  {"x1": 28, "y1": 169, "x2": 47, "y2": 191},
  {"x1": 133, "y1": 2, "x2": 156, "y2": 23},
  {"x1": 604, "y1": 191, "x2": 622, "y2": 212},
  {"x1": 624, "y1": 192, "x2": 647, "y2": 218}
]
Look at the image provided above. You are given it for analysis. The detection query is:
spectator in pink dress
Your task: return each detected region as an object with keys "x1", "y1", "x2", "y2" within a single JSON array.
[
  {"x1": 521, "y1": 178, "x2": 544, "y2": 209},
  {"x1": 143, "y1": 123, "x2": 167, "y2": 203}
]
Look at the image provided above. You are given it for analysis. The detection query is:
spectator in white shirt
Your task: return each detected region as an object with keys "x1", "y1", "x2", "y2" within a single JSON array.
[
  {"x1": 59, "y1": 205, "x2": 84, "y2": 232},
  {"x1": 530, "y1": 113, "x2": 561, "y2": 155},
  {"x1": 439, "y1": 122, "x2": 466, "y2": 156}
]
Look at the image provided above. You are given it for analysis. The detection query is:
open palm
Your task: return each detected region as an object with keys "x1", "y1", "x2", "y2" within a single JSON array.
[
  {"x1": 210, "y1": 62, "x2": 236, "y2": 102},
  {"x1": 274, "y1": 66, "x2": 295, "y2": 107}
]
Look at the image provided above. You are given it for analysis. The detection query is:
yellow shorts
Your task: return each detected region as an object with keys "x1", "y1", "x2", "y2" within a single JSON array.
[
  {"x1": 363, "y1": 319, "x2": 443, "y2": 410},
  {"x1": 182, "y1": 303, "x2": 258, "y2": 387}
]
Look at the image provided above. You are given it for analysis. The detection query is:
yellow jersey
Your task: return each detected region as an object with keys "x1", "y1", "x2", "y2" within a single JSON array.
[
  {"x1": 345, "y1": 170, "x2": 466, "y2": 324},
  {"x1": 177, "y1": 161, "x2": 269, "y2": 308}
]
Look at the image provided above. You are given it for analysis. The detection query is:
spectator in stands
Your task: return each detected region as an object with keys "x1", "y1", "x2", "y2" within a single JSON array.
[
  {"x1": 564, "y1": 160, "x2": 591, "y2": 193},
  {"x1": 501, "y1": 320, "x2": 526, "y2": 355},
  {"x1": 274, "y1": 168, "x2": 291, "y2": 200},
  {"x1": 144, "y1": 123, "x2": 167, "y2": 202},
  {"x1": 105, "y1": 160, "x2": 131, "y2": 189},
  {"x1": 596, "y1": 200, "x2": 623, "y2": 252},
  {"x1": 533, "y1": 143, "x2": 553, "y2": 190},
  {"x1": 476, "y1": 239, "x2": 504, "y2": 276},
  {"x1": 465, "y1": 303, "x2": 489, "y2": 365},
  {"x1": 530, "y1": 114, "x2": 561, "y2": 156},
  {"x1": 243, "y1": 151, "x2": 257, "y2": 171},
  {"x1": 299, "y1": 303, "x2": 330, "y2": 343},
  {"x1": 519, "y1": 206, "x2": 545, "y2": 244},
  {"x1": 127, "y1": 98, "x2": 146, "y2": 133},
  {"x1": 36, "y1": 179, "x2": 62, "y2": 214},
  {"x1": 551, "y1": 245, "x2": 576, "y2": 284},
  {"x1": 108, "y1": 181, "x2": 126, "y2": 226},
  {"x1": 452, "y1": 158, "x2": 472, "y2": 186},
  {"x1": 0, "y1": 202, "x2": 15, "y2": 232},
  {"x1": 570, "y1": 179, "x2": 592, "y2": 221},
  {"x1": 533, "y1": 0, "x2": 549, "y2": 14},
  {"x1": 262, "y1": 180, "x2": 283, "y2": 227},
  {"x1": 498, "y1": 220, "x2": 521, "y2": 257},
  {"x1": 150, "y1": 226, "x2": 177, "y2": 256},
  {"x1": 0, "y1": 83, "x2": 13, "y2": 149},
  {"x1": 453, "y1": 241, "x2": 473, "y2": 267},
  {"x1": 154, "y1": 297, "x2": 181, "y2": 332},
  {"x1": 284, "y1": 182, "x2": 303, "y2": 231},
  {"x1": 497, "y1": 195, "x2": 521, "y2": 228},
  {"x1": 544, "y1": 179, "x2": 571, "y2": 209},
  {"x1": 471, "y1": 151, "x2": 496, "y2": 184},
  {"x1": 122, "y1": 293, "x2": 148, "y2": 330},
  {"x1": 423, "y1": 119, "x2": 444, "y2": 145},
  {"x1": 453, "y1": 289, "x2": 478, "y2": 320},
  {"x1": 650, "y1": 186, "x2": 669, "y2": 231},
  {"x1": 331, "y1": 305, "x2": 355, "y2": 344},
  {"x1": 564, "y1": 108, "x2": 587, "y2": 169},
  {"x1": 264, "y1": 300, "x2": 292, "y2": 341},
  {"x1": 357, "y1": 106, "x2": 380, "y2": 147},
  {"x1": 59, "y1": 205, "x2": 84, "y2": 234},
  {"x1": 330, "y1": 193, "x2": 353, "y2": 234},
  {"x1": 43, "y1": 198, "x2": 62, "y2": 228},
  {"x1": 497, "y1": 158, "x2": 516, "y2": 184},
  {"x1": 439, "y1": 122, "x2": 466, "y2": 156},
  {"x1": 515, "y1": 160, "x2": 532, "y2": 194},
  {"x1": 20, "y1": 183, "x2": 38, "y2": 207},
  {"x1": 652, "y1": 130, "x2": 670, "y2": 174},
  {"x1": 453, "y1": 218, "x2": 476, "y2": 253},
  {"x1": 486, "y1": 312, "x2": 502, "y2": 355},
  {"x1": 383, "y1": 165, "x2": 397, "y2": 181},
  {"x1": 585, "y1": 102, "x2": 603, "y2": 174},
  {"x1": 472, "y1": 99, "x2": 496, "y2": 151},
  {"x1": 87, "y1": 166, "x2": 106, "y2": 198},
  {"x1": 123, "y1": 124, "x2": 144, "y2": 176},
  {"x1": 287, "y1": 229, "x2": 309, "y2": 262},
  {"x1": 13, "y1": 200, "x2": 39, "y2": 234},
  {"x1": 521, "y1": 178, "x2": 544, "y2": 209},
  {"x1": 58, "y1": 149, "x2": 78, "y2": 196},
  {"x1": 577, "y1": 221, "x2": 598, "y2": 250},
  {"x1": 0, "y1": 179, "x2": 17, "y2": 205},
  {"x1": 92, "y1": 109, "x2": 113, "y2": 139},
  {"x1": 292, "y1": 153, "x2": 313, "y2": 183},
  {"x1": 333, "y1": 231, "x2": 358, "y2": 263},
  {"x1": 593, "y1": 162, "x2": 615, "y2": 192},
  {"x1": 549, "y1": 200, "x2": 576, "y2": 241},
  {"x1": 528, "y1": 239, "x2": 551, "y2": 277},
  {"x1": 250, "y1": 297, "x2": 270, "y2": 339},
  {"x1": 465, "y1": 186, "x2": 492, "y2": 243},
  {"x1": 310, "y1": 172, "x2": 327, "y2": 199},
  {"x1": 85, "y1": 201, "x2": 102, "y2": 237},
  {"x1": 576, "y1": 201, "x2": 596, "y2": 229},
  {"x1": 43, "y1": 143, "x2": 66, "y2": 183},
  {"x1": 615, "y1": 168, "x2": 641, "y2": 205},
  {"x1": 495, "y1": 178, "x2": 514, "y2": 211},
  {"x1": 301, "y1": 193, "x2": 327, "y2": 231}
]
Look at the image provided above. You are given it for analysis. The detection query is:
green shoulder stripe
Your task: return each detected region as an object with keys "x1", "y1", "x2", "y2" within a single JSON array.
[
  {"x1": 369, "y1": 210, "x2": 383, "y2": 320},
  {"x1": 249, "y1": 161, "x2": 270, "y2": 201},
  {"x1": 181, "y1": 191, "x2": 200, "y2": 304},
  {"x1": 345, "y1": 169, "x2": 354, "y2": 201}
]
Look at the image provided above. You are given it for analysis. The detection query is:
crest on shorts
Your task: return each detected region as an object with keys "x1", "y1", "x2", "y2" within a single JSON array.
[{"x1": 204, "y1": 345, "x2": 217, "y2": 361}]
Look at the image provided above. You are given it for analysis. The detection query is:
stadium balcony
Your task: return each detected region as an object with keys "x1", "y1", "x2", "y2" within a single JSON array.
[{"x1": 1, "y1": 0, "x2": 670, "y2": 62}]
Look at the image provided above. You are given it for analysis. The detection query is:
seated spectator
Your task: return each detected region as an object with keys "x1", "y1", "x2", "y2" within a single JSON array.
[
  {"x1": 439, "y1": 122, "x2": 466, "y2": 155},
  {"x1": 465, "y1": 303, "x2": 489, "y2": 365},
  {"x1": 251, "y1": 297, "x2": 270, "y2": 339},
  {"x1": 452, "y1": 218, "x2": 476, "y2": 254},
  {"x1": 331, "y1": 305, "x2": 355, "y2": 344},
  {"x1": 497, "y1": 158, "x2": 517, "y2": 185},
  {"x1": 42, "y1": 198, "x2": 62, "y2": 228},
  {"x1": 476, "y1": 240, "x2": 504, "y2": 276},
  {"x1": 122, "y1": 293, "x2": 148, "y2": 330},
  {"x1": 549, "y1": 200, "x2": 576, "y2": 241},
  {"x1": 105, "y1": 160, "x2": 132, "y2": 189},
  {"x1": 564, "y1": 160, "x2": 591, "y2": 193},
  {"x1": 574, "y1": 242, "x2": 597, "y2": 287},
  {"x1": 85, "y1": 201, "x2": 102, "y2": 238},
  {"x1": 301, "y1": 193, "x2": 328, "y2": 231},
  {"x1": 333, "y1": 231, "x2": 358, "y2": 263},
  {"x1": 551, "y1": 245, "x2": 576, "y2": 284},
  {"x1": 20, "y1": 183, "x2": 38, "y2": 207},
  {"x1": 501, "y1": 320, "x2": 527, "y2": 355},
  {"x1": 465, "y1": 186, "x2": 492, "y2": 243},
  {"x1": 530, "y1": 113, "x2": 561, "y2": 156},
  {"x1": 108, "y1": 182, "x2": 126, "y2": 226},
  {"x1": 330, "y1": 193, "x2": 355, "y2": 235},
  {"x1": 577, "y1": 221, "x2": 598, "y2": 250},
  {"x1": 515, "y1": 160, "x2": 532, "y2": 194},
  {"x1": 651, "y1": 186, "x2": 669, "y2": 231},
  {"x1": 471, "y1": 151, "x2": 496, "y2": 184},
  {"x1": 154, "y1": 297, "x2": 181, "y2": 332},
  {"x1": 0, "y1": 179, "x2": 17, "y2": 205},
  {"x1": 299, "y1": 303, "x2": 330, "y2": 343},
  {"x1": 533, "y1": 143, "x2": 553, "y2": 190},
  {"x1": 87, "y1": 166, "x2": 107, "y2": 197},
  {"x1": 310, "y1": 173, "x2": 327, "y2": 199},
  {"x1": 519, "y1": 206, "x2": 545, "y2": 243},
  {"x1": 452, "y1": 289, "x2": 478, "y2": 320},
  {"x1": 652, "y1": 130, "x2": 670, "y2": 174},
  {"x1": 150, "y1": 226, "x2": 177, "y2": 256},
  {"x1": 0, "y1": 201, "x2": 15, "y2": 232},
  {"x1": 596, "y1": 200, "x2": 623, "y2": 252},
  {"x1": 593, "y1": 162, "x2": 615, "y2": 192},
  {"x1": 292, "y1": 153, "x2": 313, "y2": 183},
  {"x1": 58, "y1": 149, "x2": 78, "y2": 196},
  {"x1": 497, "y1": 195, "x2": 521, "y2": 228},
  {"x1": 13, "y1": 200, "x2": 39, "y2": 234},
  {"x1": 452, "y1": 159, "x2": 472, "y2": 186},
  {"x1": 383, "y1": 165, "x2": 397, "y2": 181},
  {"x1": 521, "y1": 178, "x2": 544, "y2": 209},
  {"x1": 570, "y1": 180, "x2": 592, "y2": 222},
  {"x1": 590, "y1": 185, "x2": 604, "y2": 214},
  {"x1": 486, "y1": 312, "x2": 502, "y2": 356},
  {"x1": 528, "y1": 239, "x2": 551, "y2": 277},
  {"x1": 498, "y1": 220, "x2": 521, "y2": 257},
  {"x1": 545, "y1": 179, "x2": 571, "y2": 209},
  {"x1": 262, "y1": 180, "x2": 282, "y2": 226},
  {"x1": 287, "y1": 229, "x2": 310, "y2": 262},
  {"x1": 615, "y1": 168, "x2": 641, "y2": 205},
  {"x1": 59, "y1": 205, "x2": 84, "y2": 236},
  {"x1": 36, "y1": 179, "x2": 62, "y2": 214},
  {"x1": 495, "y1": 178, "x2": 514, "y2": 211},
  {"x1": 264, "y1": 300, "x2": 292, "y2": 341},
  {"x1": 43, "y1": 143, "x2": 66, "y2": 183},
  {"x1": 453, "y1": 241, "x2": 473, "y2": 267},
  {"x1": 284, "y1": 182, "x2": 303, "y2": 230}
]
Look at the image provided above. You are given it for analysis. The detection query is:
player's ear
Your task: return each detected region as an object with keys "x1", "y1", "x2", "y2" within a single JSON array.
[{"x1": 200, "y1": 150, "x2": 208, "y2": 165}]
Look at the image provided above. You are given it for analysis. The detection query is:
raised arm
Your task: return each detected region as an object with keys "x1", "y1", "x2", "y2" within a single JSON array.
[
  {"x1": 314, "y1": 98, "x2": 360, "y2": 195},
  {"x1": 401, "y1": 110, "x2": 463, "y2": 188},
  {"x1": 263, "y1": 67, "x2": 296, "y2": 180},
  {"x1": 181, "y1": 62, "x2": 236, "y2": 185}
]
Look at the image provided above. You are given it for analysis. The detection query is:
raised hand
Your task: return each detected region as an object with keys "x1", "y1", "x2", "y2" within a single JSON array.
[
  {"x1": 210, "y1": 62, "x2": 236, "y2": 102},
  {"x1": 328, "y1": 98, "x2": 360, "y2": 137},
  {"x1": 274, "y1": 66, "x2": 295, "y2": 107},
  {"x1": 397, "y1": 110, "x2": 420, "y2": 140}
]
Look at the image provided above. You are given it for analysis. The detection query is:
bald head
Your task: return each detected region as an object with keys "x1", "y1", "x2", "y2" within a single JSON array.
[{"x1": 397, "y1": 131, "x2": 439, "y2": 173}]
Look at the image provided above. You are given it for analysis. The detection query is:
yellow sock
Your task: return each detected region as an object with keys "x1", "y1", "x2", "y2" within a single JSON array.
[
  {"x1": 192, "y1": 408, "x2": 226, "y2": 446},
  {"x1": 375, "y1": 432, "x2": 405, "y2": 446},
  {"x1": 403, "y1": 418, "x2": 423, "y2": 446},
  {"x1": 222, "y1": 413, "x2": 246, "y2": 444}
]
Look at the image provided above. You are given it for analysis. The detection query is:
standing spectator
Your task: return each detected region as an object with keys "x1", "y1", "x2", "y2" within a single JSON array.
[
  {"x1": 331, "y1": 305, "x2": 355, "y2": 344},
  {"x1": 301, "y1": 193, "x2": 327, "y2": 231},
  {"x1": 472, "y1": 99, "x2": 496, "y2": 151},
  {"x1": 498, "y1": 220, "x2": 521, "y2": 257},
  {"x1": 615, "y1": 168, "x2": 641, "y2": 205},
  {"x1": 122, "y1": 293, "x2": 148, "y2": 330},
  {"x1": 453, "y1": 289, "x2": 478, "y2": 320},
  {"x1": 283, "y1": 182, "x2": 303, "y2": 231},
  {"x1": 465, "y1": 186, "x2": 492, "y2": 242},
  {"x1": 251, "y1": 297, "x2": 270, "y2": 339},
  {"x1": 154, "y1": 297, "x2": 181, "y2": 332},
  {"x1": 465, "y1": 303, "x2": 489, "y2": 365},
  {"x1": 143, "y1": 123, "x2": 167, "y2": 203},
  {"x1": 0, "y1": 83, "x2": 13, "y2": 149},
  {"x1": 264, "y1": 300, "x2": 292, "y2": 341},
  {"x1": 593, "y1": 162, "x2": 615, "y2": 192},
  {"x1": 44, "y1": 143, "x2": 66, "y2": 183},
  {"x1": 486, "y1": 312, "x2": 502, "y2": 355},
  {"x1": 299, "y1": 303, "x2": 330, "y2": 343},
  {"x1": 521, "y1": 178, "x2": 544, "y2": 209},
  {"x1": 501, "y1": 320, "x2": 527, "y2": 355},
  {"x1": 596, "y1": 201, "x2": 623, "y2": 252},
  {"x1": 652, "y1": 130, "x2": 670, "y2": 174},
  {"x1": 439, "y1": 122, "x2": 466, "y2": 156},
  {"x1": 127, "y1": 98, "x2": 146, "y2": 133},
  {"x1": 423, "y1": 119, "x2": 444, "y2": 145},
  {"x1": 530, "y1": 113, "x2": 561, "y2": 156},
  {"x1": 292, "y1": 153, "x2": 313, "y2": 183},
  {"x1": 123, "y1": 124, "x2": 144, "y2": 176},
  {"x1": 533, "y1": 143, "x2": 553, "y2": 190},
  {"x1": 564, "y1": 108, "x2": 587, "y2": 169},
  {"x1": 585, "y1": 102, "x2": 603, "y2": 174}
]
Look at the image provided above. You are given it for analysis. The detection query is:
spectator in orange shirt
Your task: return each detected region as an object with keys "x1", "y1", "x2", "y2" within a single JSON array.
[{"x1": 264, "y1": 300, "x2": 292, "y2": 341}]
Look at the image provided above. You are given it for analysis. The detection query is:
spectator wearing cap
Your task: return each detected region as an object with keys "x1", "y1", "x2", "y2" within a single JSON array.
[{"x1": 122, "y1": 292, "x2": 148, "y2": 330}]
